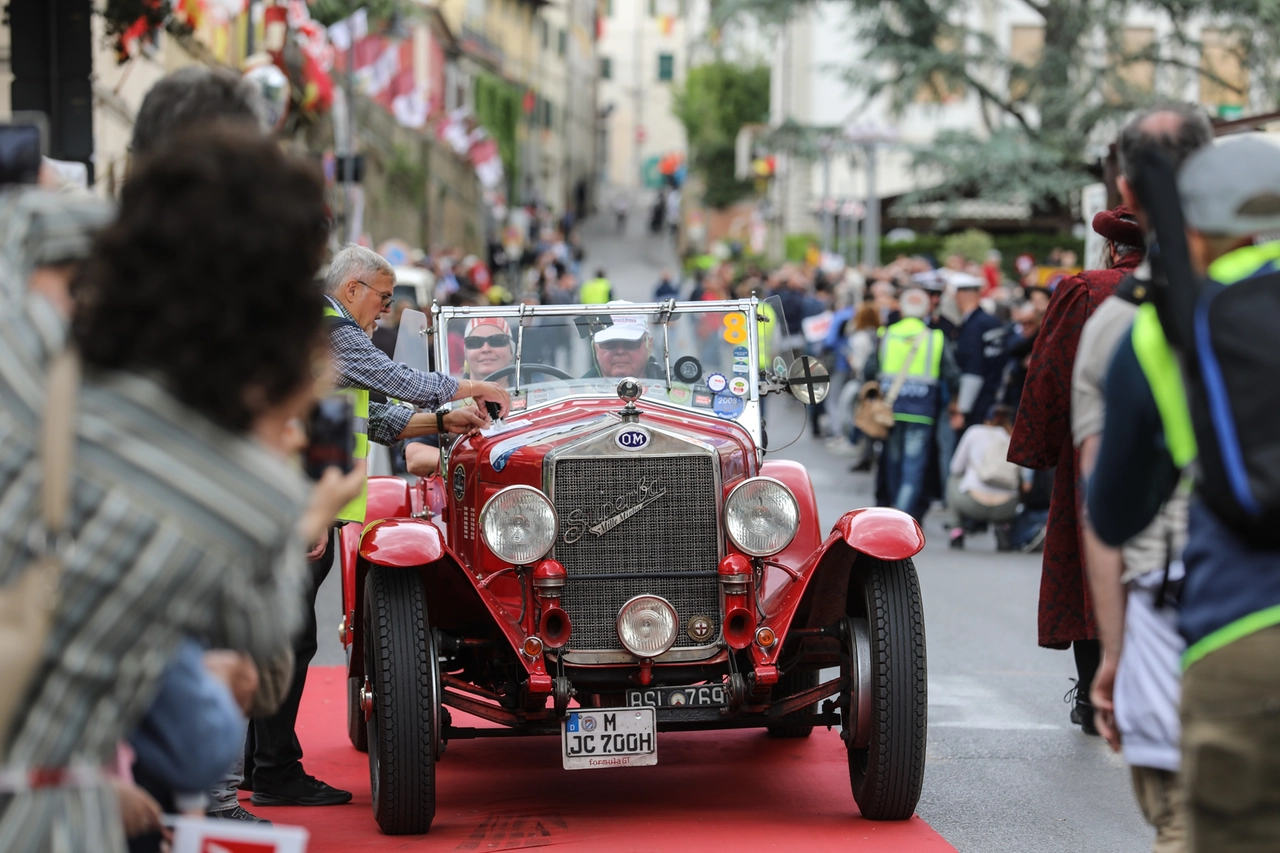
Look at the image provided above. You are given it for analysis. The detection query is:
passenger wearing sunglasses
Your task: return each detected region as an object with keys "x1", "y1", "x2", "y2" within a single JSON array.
[
  {"x1": 462, "y1": 317, "x2": 515, "y2": 382},
  {"x1": 583, "y1": 304, "x2": 666, "y2": 380},
  {"x1": 406, "y1": 317, "x2": 515, "y2": 480}
]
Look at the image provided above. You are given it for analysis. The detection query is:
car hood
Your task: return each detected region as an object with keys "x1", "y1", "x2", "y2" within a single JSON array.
[{"x1": 455, "y1": 397, "x2": 757, "y2": 489}]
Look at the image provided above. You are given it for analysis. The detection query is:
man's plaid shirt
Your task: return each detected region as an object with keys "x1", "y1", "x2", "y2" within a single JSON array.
[{"x1": 324, "y1": 296, "x2": 458, "y2": 443}]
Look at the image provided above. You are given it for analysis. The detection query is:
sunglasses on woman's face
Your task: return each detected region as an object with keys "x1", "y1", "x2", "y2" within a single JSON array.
[{"x1": 464, "y1": 333, "x2": 512, "y2": 350}]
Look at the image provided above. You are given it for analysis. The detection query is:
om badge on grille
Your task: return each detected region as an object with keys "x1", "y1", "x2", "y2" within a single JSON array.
[{"x1": 615, "y1": 427, "x2": 650, "y2": 451}]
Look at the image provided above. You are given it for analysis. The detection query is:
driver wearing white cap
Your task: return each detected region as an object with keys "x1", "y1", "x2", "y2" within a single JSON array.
[{"x1": 583, "y1": 303, "x2": 666, "y2": 379}]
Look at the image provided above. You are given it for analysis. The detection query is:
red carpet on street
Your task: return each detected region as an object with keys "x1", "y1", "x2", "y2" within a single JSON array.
[{"x1": 258, "y1": 666, "x2": 956, "y2": 852}]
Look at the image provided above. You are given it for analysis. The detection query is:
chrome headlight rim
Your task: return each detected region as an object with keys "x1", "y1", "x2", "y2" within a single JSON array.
[
  {"x1": 724, "y1": 476, "x2": 800, "y2": 557},
  {"x1": 615, "y1": 593, "x2": 679, "y2": 658},
  {"x1": 478, "y1": 484, "x2": 558, "y2": 565}
]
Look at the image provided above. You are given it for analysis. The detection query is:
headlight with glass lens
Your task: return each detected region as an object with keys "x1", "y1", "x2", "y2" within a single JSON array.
[
  {"x1": 616, "y1": 595, "x2": 679, "y2": 657},
  {"x1": 479, "y1": 485, "x2": 557, "y2": 565},
  {"x1": 724, "y1": 477, "x2": 800, "y2": 557}
]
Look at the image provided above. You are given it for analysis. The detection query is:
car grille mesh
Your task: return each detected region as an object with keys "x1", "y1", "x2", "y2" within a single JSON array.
[{"x1": 552, "y1": 454, "x2": 720, "y2": 652}]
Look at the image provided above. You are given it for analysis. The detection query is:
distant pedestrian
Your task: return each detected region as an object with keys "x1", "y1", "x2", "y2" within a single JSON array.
[
  {"x1": 580, "y1": 267, "x2": 612, "y2": 305},
  {"x1": 862, "y1": 288, "x2": 960, "y2": 519},
  {"x1": 654, "y1": 269, "x2": 679, "y2": 301},
  {"x1": 612, "y1": 194, "x2": 629, "y2": 233}
]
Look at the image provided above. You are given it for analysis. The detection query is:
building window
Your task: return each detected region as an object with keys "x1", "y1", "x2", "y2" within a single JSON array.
[
  {"x1": 543, "y1": 100, "x2": 555, "y2": 130},
  {"x1": 1200, "y1": 28, "x2": 1248, "y2": 113},
  {"x1": 541, "y1": 20, "x2": 549, "y2": 50},
  {"x1": 600, "y1": 57, "x2": 612, "y2": 80},
  {"x1": 657, "y1": 53, "x2": 674, "y2": 82},
  {"x1": 913, "y1": 33, "x2": 968, "y2": 103},
  {"x1": 605, "y1": 0, "x2": 613, "y2": 16},
  {"x1": 1006, "y1": 25, "x2": 1043, "y2": 103},
  {"x1": 1104, "y1": 27, "x2": 1155, "y2": 104},
  {"x1": 558, "y1": 28, "x2": 567, "y2": 56}
]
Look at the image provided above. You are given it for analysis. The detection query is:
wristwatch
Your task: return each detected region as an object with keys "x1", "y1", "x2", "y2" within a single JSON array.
[{"x1": 435, "y1": 409, "x2": 447, "y2": 435}]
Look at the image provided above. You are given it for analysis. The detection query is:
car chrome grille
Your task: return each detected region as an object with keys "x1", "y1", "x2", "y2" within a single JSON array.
[{"x1": 551, "y1": 454, "x2": 720, "y2": 653}]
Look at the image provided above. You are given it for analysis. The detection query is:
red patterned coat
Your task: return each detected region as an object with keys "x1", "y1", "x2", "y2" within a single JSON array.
[{"x1": 1008, "y1": 257, "x2": 1140, "y2": 648}]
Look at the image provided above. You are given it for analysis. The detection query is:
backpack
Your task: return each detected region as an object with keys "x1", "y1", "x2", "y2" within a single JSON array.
[
  {"x1": 973, "y1": 428, "x2": 1020, "y2": 491},
  {"x1": 1184, "y1": 268, "x2": 1280, "y2": 547}
]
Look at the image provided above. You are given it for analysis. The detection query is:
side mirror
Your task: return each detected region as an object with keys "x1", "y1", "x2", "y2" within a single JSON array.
[{"x1": 785, "y1": 356, "x2": 830, "y2": 405}]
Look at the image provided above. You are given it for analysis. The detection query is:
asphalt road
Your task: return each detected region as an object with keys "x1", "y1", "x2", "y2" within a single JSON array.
[{"x1": 315, "y1": 215, "x2": 1153, "y2": 852}]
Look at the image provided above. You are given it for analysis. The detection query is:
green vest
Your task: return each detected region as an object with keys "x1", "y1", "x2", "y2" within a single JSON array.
[
  {"x1": 878, "y1": 318, "x2": 945, "y2": 424},
  {"x1": 1131, "y1": 303, "x2": 1197, "y2": 468},
  {"x1": 757, "y1": 301, "x2": 778, "y2": 371},
  {"x1": 580, "y1": 277, "x2": 611, "y2": 305},
  {"x1": 1129, "y1": 242, "x2": 1280, "y2": 471},
  {"x1": 323, "y1": 304, "x2": 370, "y2": 524}
]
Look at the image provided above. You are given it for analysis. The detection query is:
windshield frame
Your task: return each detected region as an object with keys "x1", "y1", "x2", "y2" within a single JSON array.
[{"x1": 431, "y1": 298, "x2": 767, "y2": 441}]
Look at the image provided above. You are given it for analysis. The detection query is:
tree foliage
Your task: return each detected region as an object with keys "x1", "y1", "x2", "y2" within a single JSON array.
[
  {"x1": 309, "y1": 0, "x2": 401, "y2": 27},
  {"x1": 673, "y1": 61, "x2": 771, "y2": 209},
  {"x1": 720, "y1": 0, "x2": 1280, "y2": 208}
]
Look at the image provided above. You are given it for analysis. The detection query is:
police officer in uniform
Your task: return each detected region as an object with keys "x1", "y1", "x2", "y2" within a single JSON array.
[{"x1": 951, "y1": 273, "x2": 1006, "y2": 432}]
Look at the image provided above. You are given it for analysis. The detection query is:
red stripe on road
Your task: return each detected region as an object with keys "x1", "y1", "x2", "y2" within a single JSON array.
[{"x1": 263, "y1": 666, "x2": 955, "y2": 852}]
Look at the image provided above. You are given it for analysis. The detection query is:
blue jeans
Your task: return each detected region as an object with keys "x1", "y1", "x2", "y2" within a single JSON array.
[
  {"x1": 883, "y1": 421, "x2": 934, "y2": 518},
  {"x1": 1009, "y1": 508, "x2": 1049, "y2": 548}
]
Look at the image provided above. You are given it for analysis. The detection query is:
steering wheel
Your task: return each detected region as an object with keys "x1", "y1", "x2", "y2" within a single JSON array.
[{"x1": 483, "y1": 363, "x2": 574, "y2": 383}]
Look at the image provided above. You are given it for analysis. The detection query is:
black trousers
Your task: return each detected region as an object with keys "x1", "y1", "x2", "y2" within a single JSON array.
[{"x1": 244, "y1": 529, "x2": 334, "y2": 789}]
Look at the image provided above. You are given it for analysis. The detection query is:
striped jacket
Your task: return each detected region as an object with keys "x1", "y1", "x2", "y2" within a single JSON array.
[{"x1": 0, "y1": 190, "x2": 308, "y2": 853}]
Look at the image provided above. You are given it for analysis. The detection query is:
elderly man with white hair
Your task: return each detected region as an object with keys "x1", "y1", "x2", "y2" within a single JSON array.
[{"x1": 862, "y1": 287, "x2": 961, "y2": 520}]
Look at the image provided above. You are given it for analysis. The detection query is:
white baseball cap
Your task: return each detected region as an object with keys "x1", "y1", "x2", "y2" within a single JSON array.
[{"x1": 593, "y1": 301, "x2": 650, "y2": 343}]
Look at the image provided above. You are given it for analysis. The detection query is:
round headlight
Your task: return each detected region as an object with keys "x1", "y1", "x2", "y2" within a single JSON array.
[
  {"x1": 479, "y1": 486, "x2": 557, "y2": 565},
  {"x1": 724, "y1": 477, "x2": 800, "y2": 557},
  {"x1": 616, "y1": 595, "x2": 679, "y2": 658}
]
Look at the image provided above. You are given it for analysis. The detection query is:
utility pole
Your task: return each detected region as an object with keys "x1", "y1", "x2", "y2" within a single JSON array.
[
  {"x1": 861, "y1": 143, "x2": 878, "y2": 268},
  {"x1": 632, "y1": 0, "x2": 644, "y2": 191}
]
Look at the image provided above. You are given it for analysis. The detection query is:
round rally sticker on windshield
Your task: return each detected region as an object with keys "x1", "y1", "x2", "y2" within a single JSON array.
[
  {"x1": 706, "y1": 373, "x2": 727, "y2": 393},
  {"x1": 713, "y1": 393, "x2": 744, "y2": 419},
  {"x1": 728, "y1": 376, "x2": 749, "y2": 396}
]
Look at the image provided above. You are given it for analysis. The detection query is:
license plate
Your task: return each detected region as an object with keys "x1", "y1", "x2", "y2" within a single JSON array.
[
  {"x1": 561, "y1": 707, "x2": 656, "y2": 770},
  {"x1": 626, "y1": 684, "x2": 727, "y2": 708}
]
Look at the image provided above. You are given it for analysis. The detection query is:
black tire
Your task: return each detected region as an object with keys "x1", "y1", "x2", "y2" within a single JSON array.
[
  {"x1": 845, "y1": 557, "x2": 927, "y2": 821},
  {"x1": 365, "y1": 567, "x2": 437, "y2": 835},
  {"x1": 766, "y1": 668, "x2": 820, "y2": 738},
  {"x1": 346, "y1": 643, "x2": 369, "y2": 752}
]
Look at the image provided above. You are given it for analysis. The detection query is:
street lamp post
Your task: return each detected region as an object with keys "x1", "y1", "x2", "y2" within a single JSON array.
[{"x1": 843, "y1": 121, "x2": 899, "y2": 270}]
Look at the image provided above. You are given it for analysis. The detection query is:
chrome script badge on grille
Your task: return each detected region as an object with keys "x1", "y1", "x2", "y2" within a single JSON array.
[{"x1": 562, "y1": 476, "x2": 668, "y2": 543}]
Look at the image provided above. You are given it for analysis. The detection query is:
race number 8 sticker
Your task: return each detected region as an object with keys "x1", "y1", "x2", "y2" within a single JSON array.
[{"x1": 723, "y1": 313, "x2": 748, "y2": 344}]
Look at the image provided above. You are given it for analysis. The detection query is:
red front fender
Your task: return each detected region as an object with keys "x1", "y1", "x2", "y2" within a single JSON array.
[
  {"x1": 359, "y1": 518, "x2": 445, "y2": 566},
  {"x1": 833, "y1": 507, "x2": 925, "y2": 561}
]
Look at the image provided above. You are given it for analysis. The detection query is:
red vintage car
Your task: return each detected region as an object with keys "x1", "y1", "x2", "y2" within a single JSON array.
[{"x1": 337, "y1": 298, "x2": 927, "y2": 835}]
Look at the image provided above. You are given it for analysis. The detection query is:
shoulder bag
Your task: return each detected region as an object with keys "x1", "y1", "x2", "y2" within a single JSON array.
[{"x1": 854, "y1": 333, "x2": 926, "y2": 441}]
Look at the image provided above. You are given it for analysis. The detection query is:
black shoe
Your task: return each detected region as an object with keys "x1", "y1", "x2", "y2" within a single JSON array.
[
  {"x1": 208, "y1": 805, "x2": 272, "y2": 825},
  {"x1": 994, "y1": 524, "x2": 1014, "y2": 552},
  {"x1": 1063, "y1": 680, "x2": 1100, "y2": 736},
  {"x1": 251, "y1": 774, "x2": 353, "y2": 807},
  {"x1": 948, "y1": 528, "x2": 965, "y2": 549}
]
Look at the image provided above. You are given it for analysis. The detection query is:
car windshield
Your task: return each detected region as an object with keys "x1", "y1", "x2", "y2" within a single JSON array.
[{"x1": 417, "y1": 299, "x2": 783, "y2": 435}]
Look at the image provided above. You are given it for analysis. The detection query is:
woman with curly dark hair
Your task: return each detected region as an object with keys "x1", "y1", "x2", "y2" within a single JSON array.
[{"x1": 0, "y1": 124, "x2": 358, "y2": 853}]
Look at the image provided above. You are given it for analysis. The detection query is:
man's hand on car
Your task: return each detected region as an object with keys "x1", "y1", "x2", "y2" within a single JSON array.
[
  {"x1": 461, "y1": 380, "x2": 511, "y2": 419},
  {"x1": 445, "y1": 404, "x2": 489, "y2": 435}
]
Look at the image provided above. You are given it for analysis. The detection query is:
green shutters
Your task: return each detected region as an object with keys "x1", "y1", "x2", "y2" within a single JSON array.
[{"x1": 658, "y1": 53, "x2": 674, "y2": 81}]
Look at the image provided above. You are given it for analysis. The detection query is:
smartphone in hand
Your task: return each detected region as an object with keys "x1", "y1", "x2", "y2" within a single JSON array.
[{"x1": 303, "y1": 395, "x2": 354, "y2": 480}]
